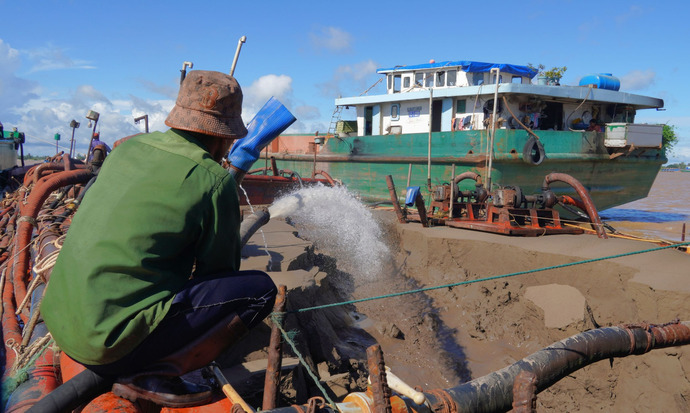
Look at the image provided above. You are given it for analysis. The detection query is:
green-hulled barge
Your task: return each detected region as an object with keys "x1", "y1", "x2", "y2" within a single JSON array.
[{"x1": 264, "y1": 61, "x2": 665, "y2": 211}]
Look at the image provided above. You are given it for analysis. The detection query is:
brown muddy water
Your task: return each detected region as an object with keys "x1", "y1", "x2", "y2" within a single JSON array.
[{"x1": 599, "y1": 171, "x2": 690, "y2": 242}]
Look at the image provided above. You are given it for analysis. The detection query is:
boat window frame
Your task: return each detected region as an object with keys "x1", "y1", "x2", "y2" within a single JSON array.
[
  {"x1": 511, "y1": 76, "x2": 522, "y2": 84},
  {"x1": 403, "y1": 76, "x2": 411, "y2": 89},
  {"x1": 415, "y1": 73, "x2": 424, "y2": 87},
  {"x1": 490, "y1": 73, "x2": 503, "y2": 84},
  {"x1": 424, "y1": 73, "x2": 434, "y2": 88},
  {"x1": 391, "y1": 103, "x2": 400, "y2": 121},
  {"x1": 472, "y1": 73, "x2": 484, "y2": 85},
  {"x1": 393, "y1": 74, "x2": 402, "y2": 93},
  {"x1": 447, "y1": 70, "x2": 457, "y2": 86},
  {"x1": 436, "y1": 71, "x2": 446, "y2": 87}
]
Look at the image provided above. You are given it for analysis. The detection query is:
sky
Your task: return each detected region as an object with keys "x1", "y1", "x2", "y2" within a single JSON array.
[{"x1": 0, "y1": 0, "x2": 689, "y2": 164}]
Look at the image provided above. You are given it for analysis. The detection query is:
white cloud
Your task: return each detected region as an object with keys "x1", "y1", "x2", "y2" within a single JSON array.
[
  {"x1": 24, "y1": 44, "x2": 95, "y2": 73},
  {"x1": 310, "y1": 27, "x2": 352, "y2": 53},
  {"x1": 0, "y1": 39, "x2": 39, "y2": 115},
  {"x1": 242, "y1": 74, "x2": 295, "y2": 121},
  {"x1": 620, "y1": 69, "x2": 656, "y2": 91},
  {"x1": 138, "y1": 78, "x2": 178, "y2": 99},
  {"x1": 316, "y1": 59, "x2": 380, "y2": 98}
]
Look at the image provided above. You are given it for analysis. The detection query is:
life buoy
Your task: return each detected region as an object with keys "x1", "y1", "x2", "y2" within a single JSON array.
[{"x1": 522, "y1": 136, "x2": 546, "y2": 165}]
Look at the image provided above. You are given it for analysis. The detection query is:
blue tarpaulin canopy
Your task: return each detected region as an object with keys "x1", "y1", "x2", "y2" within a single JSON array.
[{"x1": 377, "y1": 60, "x2": 538, "y2": 79}]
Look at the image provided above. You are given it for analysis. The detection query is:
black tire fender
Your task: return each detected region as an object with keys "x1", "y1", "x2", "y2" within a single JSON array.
[{"x1": 522, "y1": 136, "x2": 546, "y2": 165}]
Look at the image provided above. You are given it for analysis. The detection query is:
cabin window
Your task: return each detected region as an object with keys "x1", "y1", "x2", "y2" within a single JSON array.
[
  {"x1": 387, "y1": 75, "x2": 392, "y2": 90},
  {"x1": 391, "y1": 104, "x2": 400, "y2": 120},
  {"x1": 511, "y1": 76, "x2": 522, "y2": 84},
  {"x1": 456, "y1": 99, "x2": 466, "y2": 113},
  {"x1": 393, "y1": 75, "x2": 401, "y2": 93},
  {"x1": 415, "y1": 73, "x2": 423, "y2": 87},
  {"x1": 447, "y1": 70, "x2": 457, "y2": 86},
  {"x1": 425, "y1": 73, "x2": 434, "y2": 88},
  {"x1": 490, "y1": 74, "x2": 503, "y2": 84},
  {"x1": 403, "y1": 77, "x2": 411, "y2": 88},
  {"x1": 471, "y1": 73, "x2": 484, "y2": 85},
  {"x1": 436, "y1": 71, "x2": 446, "y2": 87}
]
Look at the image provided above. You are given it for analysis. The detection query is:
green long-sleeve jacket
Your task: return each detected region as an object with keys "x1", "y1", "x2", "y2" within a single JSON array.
[{"x1": 42, "y1": 129, "x2": 241, "y2": 365}]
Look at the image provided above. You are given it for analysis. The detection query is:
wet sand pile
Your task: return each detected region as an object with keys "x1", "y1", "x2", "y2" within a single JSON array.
[{"x1": 235, "y1": 210, "x2": 690, "y2": 412}]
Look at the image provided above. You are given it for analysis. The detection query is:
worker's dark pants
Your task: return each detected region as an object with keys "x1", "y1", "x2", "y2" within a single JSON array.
[{"x1": 84, "y1": 270, "x2": 277, "y2": 378}]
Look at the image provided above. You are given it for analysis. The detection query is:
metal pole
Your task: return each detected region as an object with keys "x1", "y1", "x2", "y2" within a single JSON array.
[
  {"x1": 450, "y1": 163, "x2": 455, "y2": 219},
  {"x1": 180, "y1": 61, "x2": 193, "y2": 85},
  {"x1": 486, "y1": 68, "x2": 500, "y2": 190},
  {"x1": 86, "y1": 117, "x2": 98, "y2": 161},
  {"x1": 386, "y1": 175, "x2": 406, "y2": 223},
  {"x1": 230, "y1": 36, "x2": 247, "y2": 77},
  {"x1": 262, "y1": 285, "x2": 287, "y2": 410},
  {"x1": 427, "y1": 89, "x2": 433, "y2": 191}
]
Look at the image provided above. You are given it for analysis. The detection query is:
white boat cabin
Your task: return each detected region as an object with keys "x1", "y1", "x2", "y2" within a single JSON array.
[{"x1": 334, "y1": 60, "x2": 664, "y2": 147}]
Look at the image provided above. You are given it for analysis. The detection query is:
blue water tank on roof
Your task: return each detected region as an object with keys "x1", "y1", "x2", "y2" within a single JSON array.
[{"x1": 579, "y1": 73, "x2": 620, "y2": 91}]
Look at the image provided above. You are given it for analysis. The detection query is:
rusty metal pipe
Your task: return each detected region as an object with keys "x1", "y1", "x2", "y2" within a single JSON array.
[
  {"x1": 542, "y1": 172, "x2": 607, "y2": 239},
  {"x1": 263, "y1": 321, "x2": 690, "y2": 413},
  {"x1": 452, "y1": 171, "x2": 483, "y2": 187},
  {"x1": 385, "y1": 176, "x2": 406, "y2": 224},
  {"x1": 2, "y1": 262, "x2": 21, "y2": 376},
  {"x1": 314, "y1": 170, "x2": 336, "y2": 186},
  {"x1": 12, "y1": 169, "x2": 94, "y2": 317},
  {"x1": 262, "y1": 285, "x2": 287, "y2": 410},
  {"x1": 415, "y1": 193, "x2": 428, "y2": 227},
  {"x1": 366, "y1": 345, "x2": 392, "y2": 413}
]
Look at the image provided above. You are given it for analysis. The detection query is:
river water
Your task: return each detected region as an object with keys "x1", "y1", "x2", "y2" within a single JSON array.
[{"x1": 600, "y1": 172, "x2": 690, "y2": 242}]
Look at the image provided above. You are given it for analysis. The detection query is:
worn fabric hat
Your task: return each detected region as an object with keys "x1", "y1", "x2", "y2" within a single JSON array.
[{"x1": 165, "y1": 70, "x2": 248, "y2": 139}]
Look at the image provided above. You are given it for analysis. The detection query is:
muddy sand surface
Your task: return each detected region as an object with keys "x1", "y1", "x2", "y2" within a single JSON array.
[{"x1": 231, "y1": 210, "x2": 690, "y2": 412}]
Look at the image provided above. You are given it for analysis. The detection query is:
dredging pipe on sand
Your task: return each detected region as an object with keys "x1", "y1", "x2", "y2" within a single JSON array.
[
  {"x1": 263, "y1": 321, "x2": 690, "y2": 413},
  {"x1": 542, "y1": 172, "x2": 607, "y2": 239}
]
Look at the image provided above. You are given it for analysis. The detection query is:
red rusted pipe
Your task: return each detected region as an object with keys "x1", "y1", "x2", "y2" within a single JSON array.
[
  {"x1": 385, "y1": 175, "x2": 407, "y2": 224},
  {"x1": 557, "y1": 195, "x2": 587, "y2": 212},
  {"x1": 314, "y1": 170, "x2": 336, "y2": 186},
  {"x1": 2, "y1": 264, "x2": 21, "y2": 374},
  {"x1": 367, "y1": 344, "x2": 392, "y2": 413},
  {"x1": 12, "y1": 169, "x2": 94, "y2": 314},
  {"x1": 512, "y1": 371, "x2": 537, "y2": 413},
  {"x1": 80, "y1": 393, "x2": 143, "y2": 412},
  {"x1": 543, "y1": 172, "x2": 607, "y2": 239},
  {"x1": 5, "y1": 343, "x2": 60, "y2": 412},
  {"x1": 32, "y1": 162, "x2": 87, "y2": 185},
  {"x1": 452, "y1": 171, "x2": 483, "y2": 187},
  {"x1": 415, "y1": 194, "x2": 429, "y2": 228}
]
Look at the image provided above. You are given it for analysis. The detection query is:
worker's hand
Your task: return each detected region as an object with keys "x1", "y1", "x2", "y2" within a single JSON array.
[{"x1": 228, "y1": 97, "x2": 296, "y2": 172}]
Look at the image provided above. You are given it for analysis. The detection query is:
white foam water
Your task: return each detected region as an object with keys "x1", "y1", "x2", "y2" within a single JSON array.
[{"x1": 269, "y1": 184, "x2": 391, "y2": 278}]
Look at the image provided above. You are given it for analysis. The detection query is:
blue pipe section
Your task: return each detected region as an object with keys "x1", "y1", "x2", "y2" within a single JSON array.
[{"x1": 229, "y1": 97, "x2": 296, "y2": 172}]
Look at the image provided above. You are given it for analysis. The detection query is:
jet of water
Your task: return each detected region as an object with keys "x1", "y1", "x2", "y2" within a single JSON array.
[{"x1": 270, "y1": 185, "x2": 391, "y2": 278}]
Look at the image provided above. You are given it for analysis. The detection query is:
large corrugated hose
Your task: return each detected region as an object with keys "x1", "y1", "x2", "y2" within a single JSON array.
[{"x1": 25, "y1": 369, "x2": 112, "y2": 413}]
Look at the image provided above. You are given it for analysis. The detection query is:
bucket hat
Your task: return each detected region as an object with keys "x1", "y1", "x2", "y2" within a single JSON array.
[{"x1": 165, "y1": 70, "x2": 248, "y2": 139}]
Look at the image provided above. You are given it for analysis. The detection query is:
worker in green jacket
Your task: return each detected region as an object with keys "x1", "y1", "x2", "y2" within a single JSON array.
[{"x1": 42, "y1": 70, "x2": 293, "y2": 408}]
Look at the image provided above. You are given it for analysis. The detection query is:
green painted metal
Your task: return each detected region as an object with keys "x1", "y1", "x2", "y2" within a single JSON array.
[{"x1": 268, "y1": 129, "x2": 665, "y2": 211}]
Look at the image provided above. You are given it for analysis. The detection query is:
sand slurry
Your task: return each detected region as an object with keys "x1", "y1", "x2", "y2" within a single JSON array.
[{"x1": 235, "y1": 211, "x2": 690, "y2": 412}]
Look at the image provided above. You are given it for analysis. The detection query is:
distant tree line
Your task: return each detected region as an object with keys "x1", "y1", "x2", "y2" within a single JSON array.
[{"x1": 664, "y1": 162, "x2": 687, "y2": 169}]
